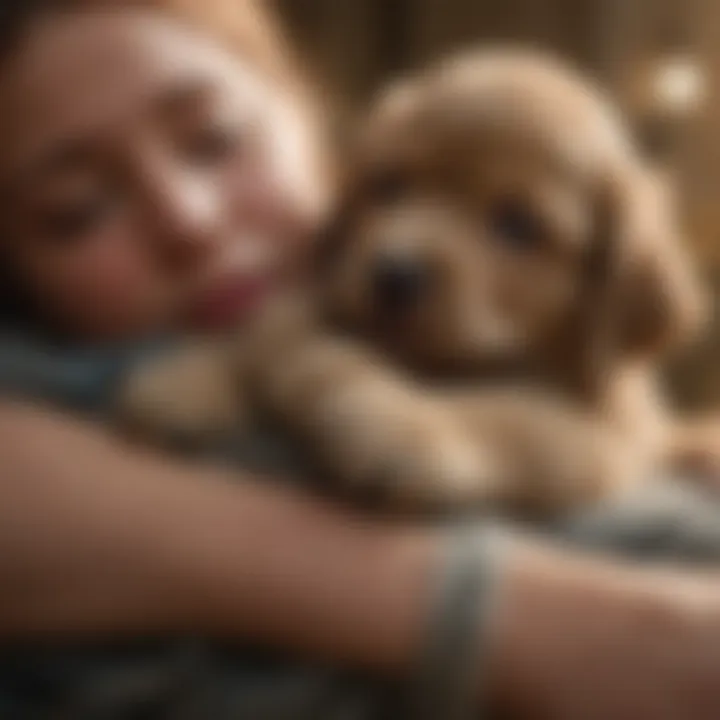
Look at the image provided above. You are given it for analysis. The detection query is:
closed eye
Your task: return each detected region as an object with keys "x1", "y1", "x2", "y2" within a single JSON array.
[
  {"x1": 181, "y1": 123, "x2": 245, "y2": 166},
  {"x1": 39, "y1": 194, "x2": 117, "y2": 243}
]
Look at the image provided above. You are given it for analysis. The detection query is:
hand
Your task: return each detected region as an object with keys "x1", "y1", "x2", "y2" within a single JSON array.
[{"x1": 492, "y1": 542, "x2": 720, "y2": 720}]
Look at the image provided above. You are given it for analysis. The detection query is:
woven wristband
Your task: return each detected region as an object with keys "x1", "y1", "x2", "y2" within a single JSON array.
[{"x1": 405, "y1": 523, "x2": 508, "y2": 720}]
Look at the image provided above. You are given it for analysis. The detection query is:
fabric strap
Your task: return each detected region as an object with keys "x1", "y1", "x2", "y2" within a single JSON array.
[{"x1": 406, "y1": 523, "x2": 508, "y2": 720}]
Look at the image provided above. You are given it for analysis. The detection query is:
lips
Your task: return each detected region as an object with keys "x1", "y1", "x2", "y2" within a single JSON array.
[{"x1": 189, "y1": 274, "x2": 274, "y2": 330}]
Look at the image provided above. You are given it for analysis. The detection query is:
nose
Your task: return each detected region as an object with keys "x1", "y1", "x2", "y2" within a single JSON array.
[
  {"x1": 371, "y1": 256, "x2": 431, "y2": 314},
  {"x1": 139, "y1": 153, "x2": 223, "y2": 266}
]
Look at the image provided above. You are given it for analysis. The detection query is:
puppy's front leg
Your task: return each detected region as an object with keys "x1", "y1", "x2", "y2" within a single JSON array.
[
  {"x1": 249, "y1": 332, "x2": 497, "y2": 509},
  {"x1": 451, "y1": 389, "x2": 644, "y2": 515},
  {"x1": 114, "y1": 292, "x2": 319, "y2": 448},
  {"x1": 116, "y1": 340, "x2": 247, "y2": 449}
]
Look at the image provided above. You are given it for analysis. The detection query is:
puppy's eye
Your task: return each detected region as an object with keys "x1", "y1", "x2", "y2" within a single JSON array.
[
  {"x1": 365, "y1": 169, "x2": 408, "y2": 206},
  {"x1": 487, "y1": 199, "x2": 545, "y2": 250}
]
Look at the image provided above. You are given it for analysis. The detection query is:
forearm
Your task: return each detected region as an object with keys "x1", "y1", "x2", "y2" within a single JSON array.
[{"x1": 0, "y1": 401, "x2": 437, "y2": 671}]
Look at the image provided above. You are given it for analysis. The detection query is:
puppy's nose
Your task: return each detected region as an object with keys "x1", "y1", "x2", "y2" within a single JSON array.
[{"x1": 371, "y1": 256, "x2": 430, "y2": 313}]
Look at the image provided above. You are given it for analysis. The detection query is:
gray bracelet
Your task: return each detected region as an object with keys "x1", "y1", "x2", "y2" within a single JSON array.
[{"x1": 405, "y1": 523, "x2": 509, "y2": 720}]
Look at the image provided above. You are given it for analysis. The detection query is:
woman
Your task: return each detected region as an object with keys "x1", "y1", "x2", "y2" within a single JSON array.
[{"x1": 1, "y1": 1, "x2": 720, "y2": 718}]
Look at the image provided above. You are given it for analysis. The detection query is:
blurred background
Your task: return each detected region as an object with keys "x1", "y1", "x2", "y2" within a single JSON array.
[{"x1": 273, "y1": 0, "x2": 720, "y2": 409}]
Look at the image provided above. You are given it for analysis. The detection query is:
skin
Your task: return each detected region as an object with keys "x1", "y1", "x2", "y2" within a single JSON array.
[
  {"x1": 0, "y1": 7, "x2": 325, "y2": 340},
  {"x1": 1, "y1": 7, "x2": 720, "y2": 719}
]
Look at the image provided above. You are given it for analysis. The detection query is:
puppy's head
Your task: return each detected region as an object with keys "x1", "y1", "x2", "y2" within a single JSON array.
[{"x1": 319, "y1": 50, "x2": 704, "y2": 390}]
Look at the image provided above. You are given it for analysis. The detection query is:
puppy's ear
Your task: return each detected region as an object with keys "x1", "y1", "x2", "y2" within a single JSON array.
[{"x1": 588, "y1": 166, "x2": 706, "y2": 361}]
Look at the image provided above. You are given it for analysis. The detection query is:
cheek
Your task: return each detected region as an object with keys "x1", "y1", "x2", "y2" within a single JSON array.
[
  {"x1": 25, "y1": 230, "x2": 173, "y2": 337},
  {"x1": 222, "y1": 106, "x2": 326, "y2": 258},
  {"x1": 216, "y1": 155, "x2": 308, "y2": 281},
  {"x1": 266, "y1": 100, "x2": 329, "y2": 229}
]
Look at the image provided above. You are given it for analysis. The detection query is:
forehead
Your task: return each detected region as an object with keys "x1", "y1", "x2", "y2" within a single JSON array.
[
  {"x1": 363, "y1": 57, "x2": 630, "y2": 187},
  {"x1": 0, "y1": 8, "x2": 270, "y2": 180}
]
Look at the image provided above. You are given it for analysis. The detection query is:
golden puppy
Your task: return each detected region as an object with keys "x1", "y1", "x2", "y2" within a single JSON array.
[{"x1": 118, "y1": 49, "x2": 707, "y2": 515}]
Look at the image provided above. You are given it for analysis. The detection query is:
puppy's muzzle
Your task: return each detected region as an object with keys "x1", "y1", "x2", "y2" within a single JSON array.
[{"x1": 371, "y1": 256, "x2": 431, "y2": 315}]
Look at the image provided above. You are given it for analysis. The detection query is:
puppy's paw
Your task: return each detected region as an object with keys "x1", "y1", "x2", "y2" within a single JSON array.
[
  {"x1": 317, "y1": 383, "x2": 494, "y2": 511},
  {"x1": 457, "y1": 394, "x2": 644, "y2": 516},
  {"x1": 555, "y1": 438, "x2": 640, "y2": 511},
  {"x1": 667, "y1": 417, "x2": 720, "y2": 488},
  {"x1": 517, "y1": 425, "x2": 643, "y2": 515},
  {"x1": 116, "y1": 343, "x2": 244, "y2": 448}
]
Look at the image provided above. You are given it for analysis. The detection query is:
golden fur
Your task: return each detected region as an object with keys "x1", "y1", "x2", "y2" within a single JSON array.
[{"x1": 118, "y1": 49, "x2": 711, "y2": 515}]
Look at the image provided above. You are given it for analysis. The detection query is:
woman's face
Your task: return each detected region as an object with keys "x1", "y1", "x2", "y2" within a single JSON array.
[{"x1": 0, "y1": 8, "x2": 326, "y2": 340}]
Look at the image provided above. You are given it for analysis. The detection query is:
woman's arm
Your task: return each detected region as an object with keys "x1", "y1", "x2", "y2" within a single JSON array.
[
  {"x1": 3, "y1": 400, "x2": 720, "y2": 719},
  {"x1": 493, "y1": 542, "x2": 720, "y2": 719},
  {"x1": 0, "y1": 400, "x2": 436, "y2": 669}
]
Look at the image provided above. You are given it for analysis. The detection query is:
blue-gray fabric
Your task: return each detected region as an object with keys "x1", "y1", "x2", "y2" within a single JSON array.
[{"x1": 0, "y1": 334, "x2": 172, "y2": 414}]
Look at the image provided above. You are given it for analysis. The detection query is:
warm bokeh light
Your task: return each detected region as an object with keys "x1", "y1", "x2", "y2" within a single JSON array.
[{"x1": 651, "y1": 55, "x2": 707, "y2": 116}]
